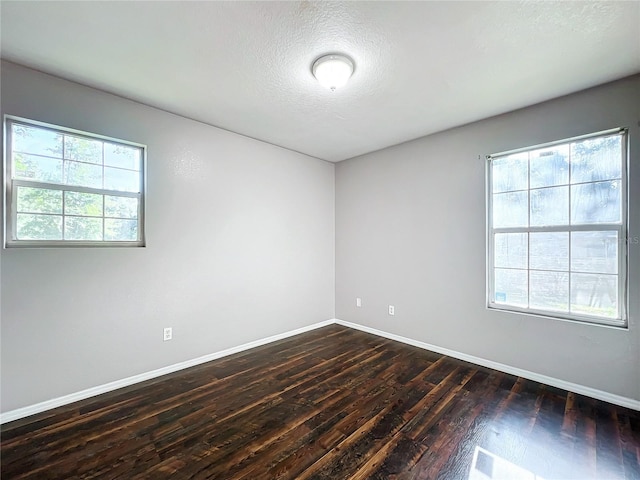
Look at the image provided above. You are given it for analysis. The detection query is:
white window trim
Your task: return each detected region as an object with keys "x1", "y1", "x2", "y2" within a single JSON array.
[
  {"x1": 4, "y1": 115, "x2": 147, "y2": 248},
  {"x1": 486, "y1": 128, "x2": 629, "y2": 328}
]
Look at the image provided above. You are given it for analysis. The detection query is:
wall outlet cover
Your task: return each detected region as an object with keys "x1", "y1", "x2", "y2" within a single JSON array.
[{"x1": 163, "y1": 327, "x2": 173, "y2": 341}]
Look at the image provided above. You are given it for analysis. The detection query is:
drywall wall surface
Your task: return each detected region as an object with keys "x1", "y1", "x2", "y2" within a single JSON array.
[
  {"x1": 336, "y1": 75, "x2": 640, "y2": 401},
  {"x1": 0, "y1": 61, "x2": 335, "y2": 412}
]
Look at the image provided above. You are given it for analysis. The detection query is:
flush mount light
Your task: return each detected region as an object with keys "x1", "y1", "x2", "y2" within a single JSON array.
[{"x1": 312, "y1": 54, "x2": 355, "y2": 91}]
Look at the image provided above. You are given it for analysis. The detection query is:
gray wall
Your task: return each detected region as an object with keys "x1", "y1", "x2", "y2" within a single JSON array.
[
  {"x1": 0, "y1": 61, "x2": 335, "y2": 412},
  {"x1": 2, "y1": 61, "x2": 638, "y2": 414},
  {"x1": 336, "y1": 75, "x2": 640, "y2": 401}
]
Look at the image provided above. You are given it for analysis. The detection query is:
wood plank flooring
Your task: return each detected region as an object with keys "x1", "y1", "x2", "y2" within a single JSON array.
[{"x1": 2, "y1": 325, "x2": 639, "y2": 479}]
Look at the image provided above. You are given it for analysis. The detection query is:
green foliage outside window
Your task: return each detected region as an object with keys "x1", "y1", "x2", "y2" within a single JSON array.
[{"x1": 7, "y1": 118, "x2": 144, "y2": 245}]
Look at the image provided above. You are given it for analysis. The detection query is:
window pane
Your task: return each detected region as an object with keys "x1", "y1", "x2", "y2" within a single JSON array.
[
  {"x1": 64, "y1": 192, "x2": 103, "y2": 217},
  {"x1": 571, "y1": 231, "x2": 618, "y2": 274},
  {"x1": 494, "y1": 268, "x2": 528, "y2": 307},
  {"x1": 571, "y1": 135, "x2": 622, "y2": 184},
  {"x1": 16, "y1": 187, "x2": 62, "y2": 214},
  {"x1": 16, "y1": 213, "x2": 62, "y2": 240},
  {"x1": 104, "y1": 143, "x2": 141, "y2": 170},
  {"x1": 494, "y1": 233, "x2": 527, "y2": 269},
  {"x1": 530, "y1": 232, "x2": 569, "y2": 271},
  {"x1": 104, "y1": 167, "x2": 140, "y2": 193},
  {"x1": 530, "y1": 145, "x2": 569, "y2": 188},
  {"x1": 12, "y1": 124, "x2": 62, "y2": 158},
  {"x1": 105, "y1": 196, "x2": 138, "y2": 219},
  {"x1": 493, "y1": 191, "x2": 528, "y2": 228},
  {"x1": 8, "y1": 119, "x2": 145, "y2": 246},
  {"x1": 64, "y1": 135, "x2": 103, "y2": 164},
  {"x1": 530, "y1": 271, "x2": 569, "y2": 312},
  {"x1": 530, "y1": 186, "x2": 568, "y2": 226},
  {"x1": 105, "y1": 219, "x2": 138, "y2": 241},
  {"x1": 64, "y1": 160, "x2": 103, "y2": 189},
  {"x1": 488, "y1": 131, "x2": 626, "y2": 325},
  {"x1": 571, "y1": 273, "x2": 618, "y2": 318},
  {"x1": 571, "y1": 181, "x2": 621, "y2": 225},
  {"x1": 13, "y1": 153, "x2": 64, "y2": 183},
  {"x1": 64, "y1": 216, "x2": 103, "y2": 241},
  {"x1": 492, "y1": 153, "x2": 528, "y2": 193}
]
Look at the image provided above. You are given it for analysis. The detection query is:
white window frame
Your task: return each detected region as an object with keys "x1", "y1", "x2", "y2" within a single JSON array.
[
  {"x1": 3, "y1": 116, "x2": 146, "y2": 247},
  {"x1": 486, "y1": 128, "x2": 629, "y2": 328}
]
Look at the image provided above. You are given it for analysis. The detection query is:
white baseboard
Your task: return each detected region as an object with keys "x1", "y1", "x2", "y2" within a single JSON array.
[
  {"x1": 0, "y1": 319, "x2": 335, "y2": 425},
  {"x1": 3, "y1": 317, "x2": 638, "y2": 424},
  {"x1": 334, "y1": 319, "x2": 640, "y2": 411}
]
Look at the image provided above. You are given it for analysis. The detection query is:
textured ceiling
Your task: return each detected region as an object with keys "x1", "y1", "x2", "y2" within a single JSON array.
[{"x1": 1, "y1": 1, "x2": 639, "y2": 162}]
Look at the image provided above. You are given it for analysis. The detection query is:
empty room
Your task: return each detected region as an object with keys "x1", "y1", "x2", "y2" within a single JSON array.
[{"x1": 1, "y1": 1, "x2": 639, "y2": 479}]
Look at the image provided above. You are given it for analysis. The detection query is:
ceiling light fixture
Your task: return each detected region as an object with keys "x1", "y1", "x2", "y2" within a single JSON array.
[{"x1": 312, "y1": 54, "x2": 354, "y2": 91}]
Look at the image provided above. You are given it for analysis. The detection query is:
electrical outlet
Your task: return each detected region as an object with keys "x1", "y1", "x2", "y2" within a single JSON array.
[
  {"x1": 388, "y1": 305, "x2": 395, "y2": 316},
  {"x1": 356, "y1": 297, "x2": 362, "y2": 307},
  {"x1": 163, "y1": 327, "x2": 172, "y2": 341}
]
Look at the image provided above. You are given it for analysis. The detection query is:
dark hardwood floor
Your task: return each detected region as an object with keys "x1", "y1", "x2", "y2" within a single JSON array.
[{"x1": 2, "y1": 325, "x2": 639, "y2": 479}]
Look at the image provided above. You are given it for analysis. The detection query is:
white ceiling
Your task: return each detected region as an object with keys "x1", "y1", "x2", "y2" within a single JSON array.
[{"x1": 1, "y1": 1, "x2": 639, "y2": 162}]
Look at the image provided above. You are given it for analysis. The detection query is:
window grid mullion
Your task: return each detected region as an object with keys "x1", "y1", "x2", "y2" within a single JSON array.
[
  {"x1": 495, "y1": 177, "x2": 623, "y2": 195},
  {"x1": 102, "y1": 195, "x2": 106, "y2": 241},
  {"x1": 528, "y1": 152, "x2": 532, "y2": 308},
  {"x1": 101, "y1": 140, "x2": 106, "y2": 191},
  {"x1": 102, "y1": 142, "x2": 106, "y2": 241},
  {"x1": 62, "y1": 190, "x2": 66, "y2": 240},
  {"x1": 12, "y1": 179, "x2": 140, "y2": 198},
  {"x1": 493, "y1": 224, "x2": 620, "y2": 234},
  {"x1": 62, "y1": 134, "x2": 66, "y2": 240},
  {"x1": 9, "y1": 153, "x2": 142, "y2": 174},
  {"x1": 11, "y1": 181, "x2": 18, "y2": 240},
  {"x1": 568, "y1": 141, "x2": 572, "y2": 314}
]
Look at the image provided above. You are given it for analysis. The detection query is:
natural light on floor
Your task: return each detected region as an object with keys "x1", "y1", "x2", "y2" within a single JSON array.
[{"x1": 469, "y1": 446, "x2": 547, "y2": 480}]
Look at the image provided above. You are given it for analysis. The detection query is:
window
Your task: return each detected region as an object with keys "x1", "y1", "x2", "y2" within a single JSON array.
[
  {"x1": 4, "y1": 116, "x2": 145, "y2": 247},
  {"x1": 487, "y1": 129, "x2": 628, "y2": 327}
]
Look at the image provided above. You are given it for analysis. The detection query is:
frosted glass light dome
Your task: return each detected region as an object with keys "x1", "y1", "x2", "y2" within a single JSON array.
[{"x1": 312, "y1": 54, "x2": 354, "y2": 91}]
